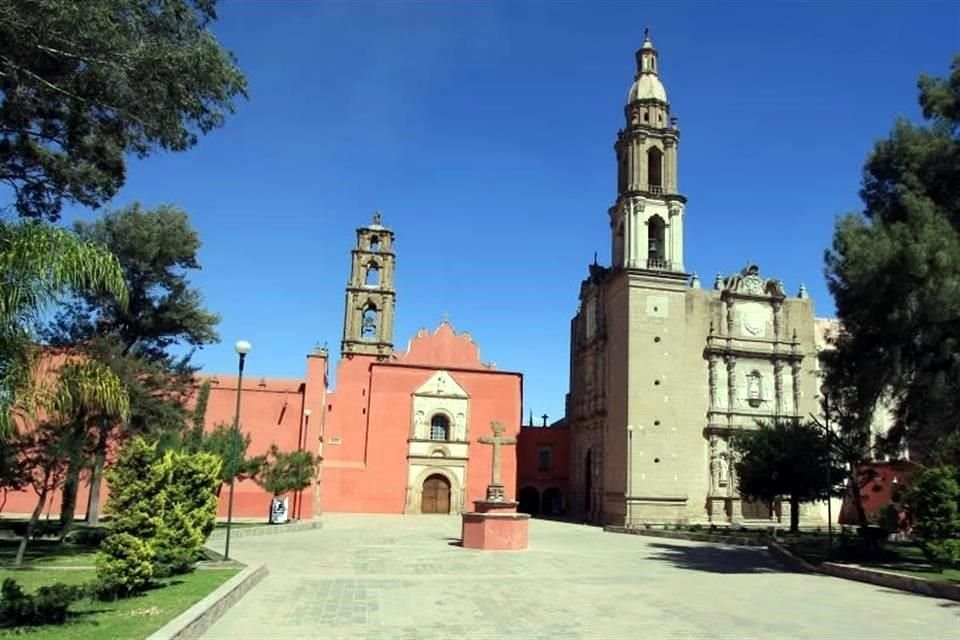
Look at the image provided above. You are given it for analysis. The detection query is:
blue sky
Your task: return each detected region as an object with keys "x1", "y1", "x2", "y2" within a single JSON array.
[{"x1": 64, "y1": 1, "x2": 958, "y2": 422}]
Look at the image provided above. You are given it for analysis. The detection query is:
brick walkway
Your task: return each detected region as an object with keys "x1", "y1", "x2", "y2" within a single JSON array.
[{"x1": 204, "y1": 515, "x2": 959, "y2": 639}]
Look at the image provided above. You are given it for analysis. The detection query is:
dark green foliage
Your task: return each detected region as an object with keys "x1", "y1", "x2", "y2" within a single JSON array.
[
  {"x1": 732, "y1": 418, "x2": 845, "y2": 533},
  {"x1": 184, "y1": 379, "x2": 212, "y2": 452},
  {"x1": 905, "y1": 465, "x2": 960, "y2": 567},
  {"x1": 43, "y1": 204, "x2": 222, "y2": 525},
  {"x1": 824, "y1": 56, "x2": 960, "y2": 465},
  {"x1": 0, "y1": 578, "x2": 85, "y2": 627},
  {"x1": 0, "y1": 0, "x2": 247, "y2": 221},
  {"x1": 197, "y1": 423, "x2": 266, "y2": 493},
  {"x1": 52, "y1": 204, "x2": 221, "y2": 362},
  {"x1": 258, "y1": 445, "x2": 319, "y2": 497}
]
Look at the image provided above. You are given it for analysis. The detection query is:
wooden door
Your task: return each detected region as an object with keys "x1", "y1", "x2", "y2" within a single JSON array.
[{"x1": 421, "y1": 475, "x2": 451, "y2": 514}]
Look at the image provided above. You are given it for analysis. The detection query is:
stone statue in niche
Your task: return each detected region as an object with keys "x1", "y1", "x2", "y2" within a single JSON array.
[
  {"x1": 710, "y1": 436, "x2": 730, "y2": 492},
  {"x1": 746, "y1": 371, "x2": 763, "y2": 407}
]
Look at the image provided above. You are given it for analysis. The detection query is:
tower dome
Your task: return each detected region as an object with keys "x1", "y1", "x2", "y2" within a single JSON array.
[{"x1": 628, "y1": 74, "x2": 667, "y2": 103}]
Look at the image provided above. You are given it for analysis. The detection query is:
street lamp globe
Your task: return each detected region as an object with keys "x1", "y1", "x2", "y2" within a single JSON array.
[{"x1": 235, "y1": 340, "x2": 252, "y2": 355}]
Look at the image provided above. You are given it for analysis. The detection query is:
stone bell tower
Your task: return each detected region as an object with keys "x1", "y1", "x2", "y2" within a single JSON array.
[
  {"x1": 610, "y1": 29, "x2": 686, "y2": 275},
  {"x1": 341, "y1": 211, "x2": 396, "y2": 358}
]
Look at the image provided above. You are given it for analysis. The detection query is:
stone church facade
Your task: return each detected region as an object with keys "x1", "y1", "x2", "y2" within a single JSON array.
[{"x1": 566, "y1": 34, "x2": 820, "y2": 526}]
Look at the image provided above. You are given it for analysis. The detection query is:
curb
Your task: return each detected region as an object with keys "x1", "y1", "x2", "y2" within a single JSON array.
[
  {"x1": 818, "y1": 562, "x2": 960, "y2": 602},
  {"x1": 766, "y1": 541, "x2": 818, "y2": 573},
  {"x1": 146, "y1": 562, "x2": 268, "y2": 640},
  {"x1": 206, "y1": 519, "x2": 323, "y2": 542},
  {"x1": 605, "y1": 525, "x2": 770, "y2": 547},
  {"x1": 766, "y1": 542, "x2": 960, "y2": 602}
]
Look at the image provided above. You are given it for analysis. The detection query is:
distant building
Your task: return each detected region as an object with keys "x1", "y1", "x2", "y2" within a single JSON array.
[{"x1": 516, "y1": 413, "x2": 570, "y2": 517}]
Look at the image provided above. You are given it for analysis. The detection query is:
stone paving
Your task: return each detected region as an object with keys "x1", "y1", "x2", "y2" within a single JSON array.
[{"x1": 204, "y1": 515, "x2": 959, "y2": 639}]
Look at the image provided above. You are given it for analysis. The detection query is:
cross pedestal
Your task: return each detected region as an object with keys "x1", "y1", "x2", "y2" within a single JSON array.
[{"x1": 460, "y1": 421, "x2": 530, "y2": 551}]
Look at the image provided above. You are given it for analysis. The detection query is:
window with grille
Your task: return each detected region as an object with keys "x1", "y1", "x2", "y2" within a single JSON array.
[{"x1": 430, "y1": 414, "x2": 450, "y2": 441}]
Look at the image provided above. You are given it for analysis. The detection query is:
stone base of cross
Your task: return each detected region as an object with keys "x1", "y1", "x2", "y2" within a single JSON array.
[{"x1": 461, "y1": 420, "x2": 530, "y2": 551}]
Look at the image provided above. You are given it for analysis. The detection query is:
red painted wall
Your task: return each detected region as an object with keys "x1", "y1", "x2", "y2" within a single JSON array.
[
  {"x1": 4, "y1": 326, "x2": 522, "y2": 522},
  {"x1": 516, "y1": 423, "x2": 571, "y2": 514},
  {"x1": 321, "y1": 324, "x2": 522, "y2": 513},
  {"x1": 839, "y1": 460, "x2": 916, "y2": 525}
]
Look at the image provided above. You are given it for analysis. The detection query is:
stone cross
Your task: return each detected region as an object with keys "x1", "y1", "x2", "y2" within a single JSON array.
[{"x1": 478, "y1": 421, "x2": 517, "y2": 502}]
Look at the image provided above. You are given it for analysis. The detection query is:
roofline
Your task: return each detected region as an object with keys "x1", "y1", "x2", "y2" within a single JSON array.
[{"x1": 370, "y1": 360, "x2": 523, "y2": 379}]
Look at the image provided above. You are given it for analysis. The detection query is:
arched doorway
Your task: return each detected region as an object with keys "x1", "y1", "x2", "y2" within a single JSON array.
[
  {"x1": 542, "y1": 487, "x2": 562, "y2": 516},
  {"x1": 518, "y1": 486, "x2": 540, "y2": 515},
  {"x1": 421, "y1": 474, "x2": 451, "y2": 514}
]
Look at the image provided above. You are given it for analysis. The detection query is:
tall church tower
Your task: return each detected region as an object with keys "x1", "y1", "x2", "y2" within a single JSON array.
[
  {"x1": 610, "y1": 29, "x2": 686, "y2": 276},
  {"x1": 566, "y1": 33, "x2": 819, "y2": 528},
  {"x1": 341, "y1": 212, "x2": 396, "y2": 358}
]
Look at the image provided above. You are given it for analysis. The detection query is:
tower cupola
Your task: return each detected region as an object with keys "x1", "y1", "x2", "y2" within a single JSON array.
[
  {"x1": 628, "y1": 30, "x2": 667, "y2": 104},
  {"x1": 609, "y1": 30, "x2": 687, "y2": 275}
]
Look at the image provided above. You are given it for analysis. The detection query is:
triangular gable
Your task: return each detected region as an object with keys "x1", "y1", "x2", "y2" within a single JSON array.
[{"x1": 413, "y1": 370, "x2": 469, "y2": 399}]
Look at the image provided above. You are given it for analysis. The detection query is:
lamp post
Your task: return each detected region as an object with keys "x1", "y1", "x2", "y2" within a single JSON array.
[
  {"x1": 820, "y1": 385, "x2": 834, "y2": 560},
  {"x1": 223, "y1": 340, "x2": 251, "y2": 562},
  {"x1": 626, "y1": 425, "x2": 634, "y2": 528}
]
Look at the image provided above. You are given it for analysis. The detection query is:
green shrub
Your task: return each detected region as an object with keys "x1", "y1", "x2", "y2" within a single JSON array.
[
  {"x1": 0, "y1": 578, "x2": 84, "y2": 627},
  {"x1": 102, "y1": 439, "x2": 222, "y2": 585},
  {"x1": 923, "y1": 539, "x2": 960, "y2": 569},
  {"x1": 906, "y1": 466, "x2": 960, "y2": 541},
  {"x1": 153, "y1": 504, "x2": 205, "y2": 578},
  {"x1": 94, "y1": 533, "x2": 155, "y2": 599},
  {"x1": 162, "y1": 450, "x2": 222, "y2": 545}
]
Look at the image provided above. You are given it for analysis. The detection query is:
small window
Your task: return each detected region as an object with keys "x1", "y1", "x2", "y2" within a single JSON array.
[
  {"x1": 430, "y1": 414, "x2": 450, "y2": 441},
  {"x1": 370, "y1": 236, "x2": 380, "y2": 252},
  {"x1": 537, "y1": 445, "x2": 552, "y2": 472}
]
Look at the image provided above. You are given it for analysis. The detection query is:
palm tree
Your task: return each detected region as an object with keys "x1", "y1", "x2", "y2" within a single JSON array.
[{"x1": 0, "y1": 220, "x2": 128, "y2": 437}]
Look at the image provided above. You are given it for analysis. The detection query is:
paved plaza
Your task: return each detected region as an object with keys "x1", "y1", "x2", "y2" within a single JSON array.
[{"x1": 204, "y1": 515, "x2": 959, "y2": 640}]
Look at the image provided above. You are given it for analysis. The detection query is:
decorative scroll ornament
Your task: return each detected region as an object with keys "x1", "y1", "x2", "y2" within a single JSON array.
[{"x1": 721, "y1": 264, "x2": 787, "y2": 298}]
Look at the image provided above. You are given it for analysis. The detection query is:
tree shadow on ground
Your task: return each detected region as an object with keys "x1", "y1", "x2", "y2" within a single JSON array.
[{"x1": 644, "y1": 542, "x2": 784, "y2": 574}]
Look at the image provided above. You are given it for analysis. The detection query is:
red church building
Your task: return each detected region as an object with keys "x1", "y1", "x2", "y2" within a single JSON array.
[
  {"x1": 197, "y1": 213, "x2": 523, "y2": 519},
  {"x1": 3, "y1": 214, "x2": 523, "y2": 523}
]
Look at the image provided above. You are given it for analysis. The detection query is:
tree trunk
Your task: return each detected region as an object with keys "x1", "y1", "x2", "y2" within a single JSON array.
[
  {"x1": 85, "y1": 451, "x2": 105, "y2": 525},
  {"x1": 58, "y1": 415, "x2": 88, "y2": 540},
  {"x1": 58, "y1": 457, "x2": 81, "y2": 540},
  {"x1": 85, "y1": 423, "x2": 111, "y2": 525},
  {"x1": 790, "y1": 495, "x2": 800, "y2": 533},
  {"x1": 15, "y1": 481, "x2": 49, "y2": 567},
  {"x1": 848, "y1": 463, "x2": 868, "y2": 527}
]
